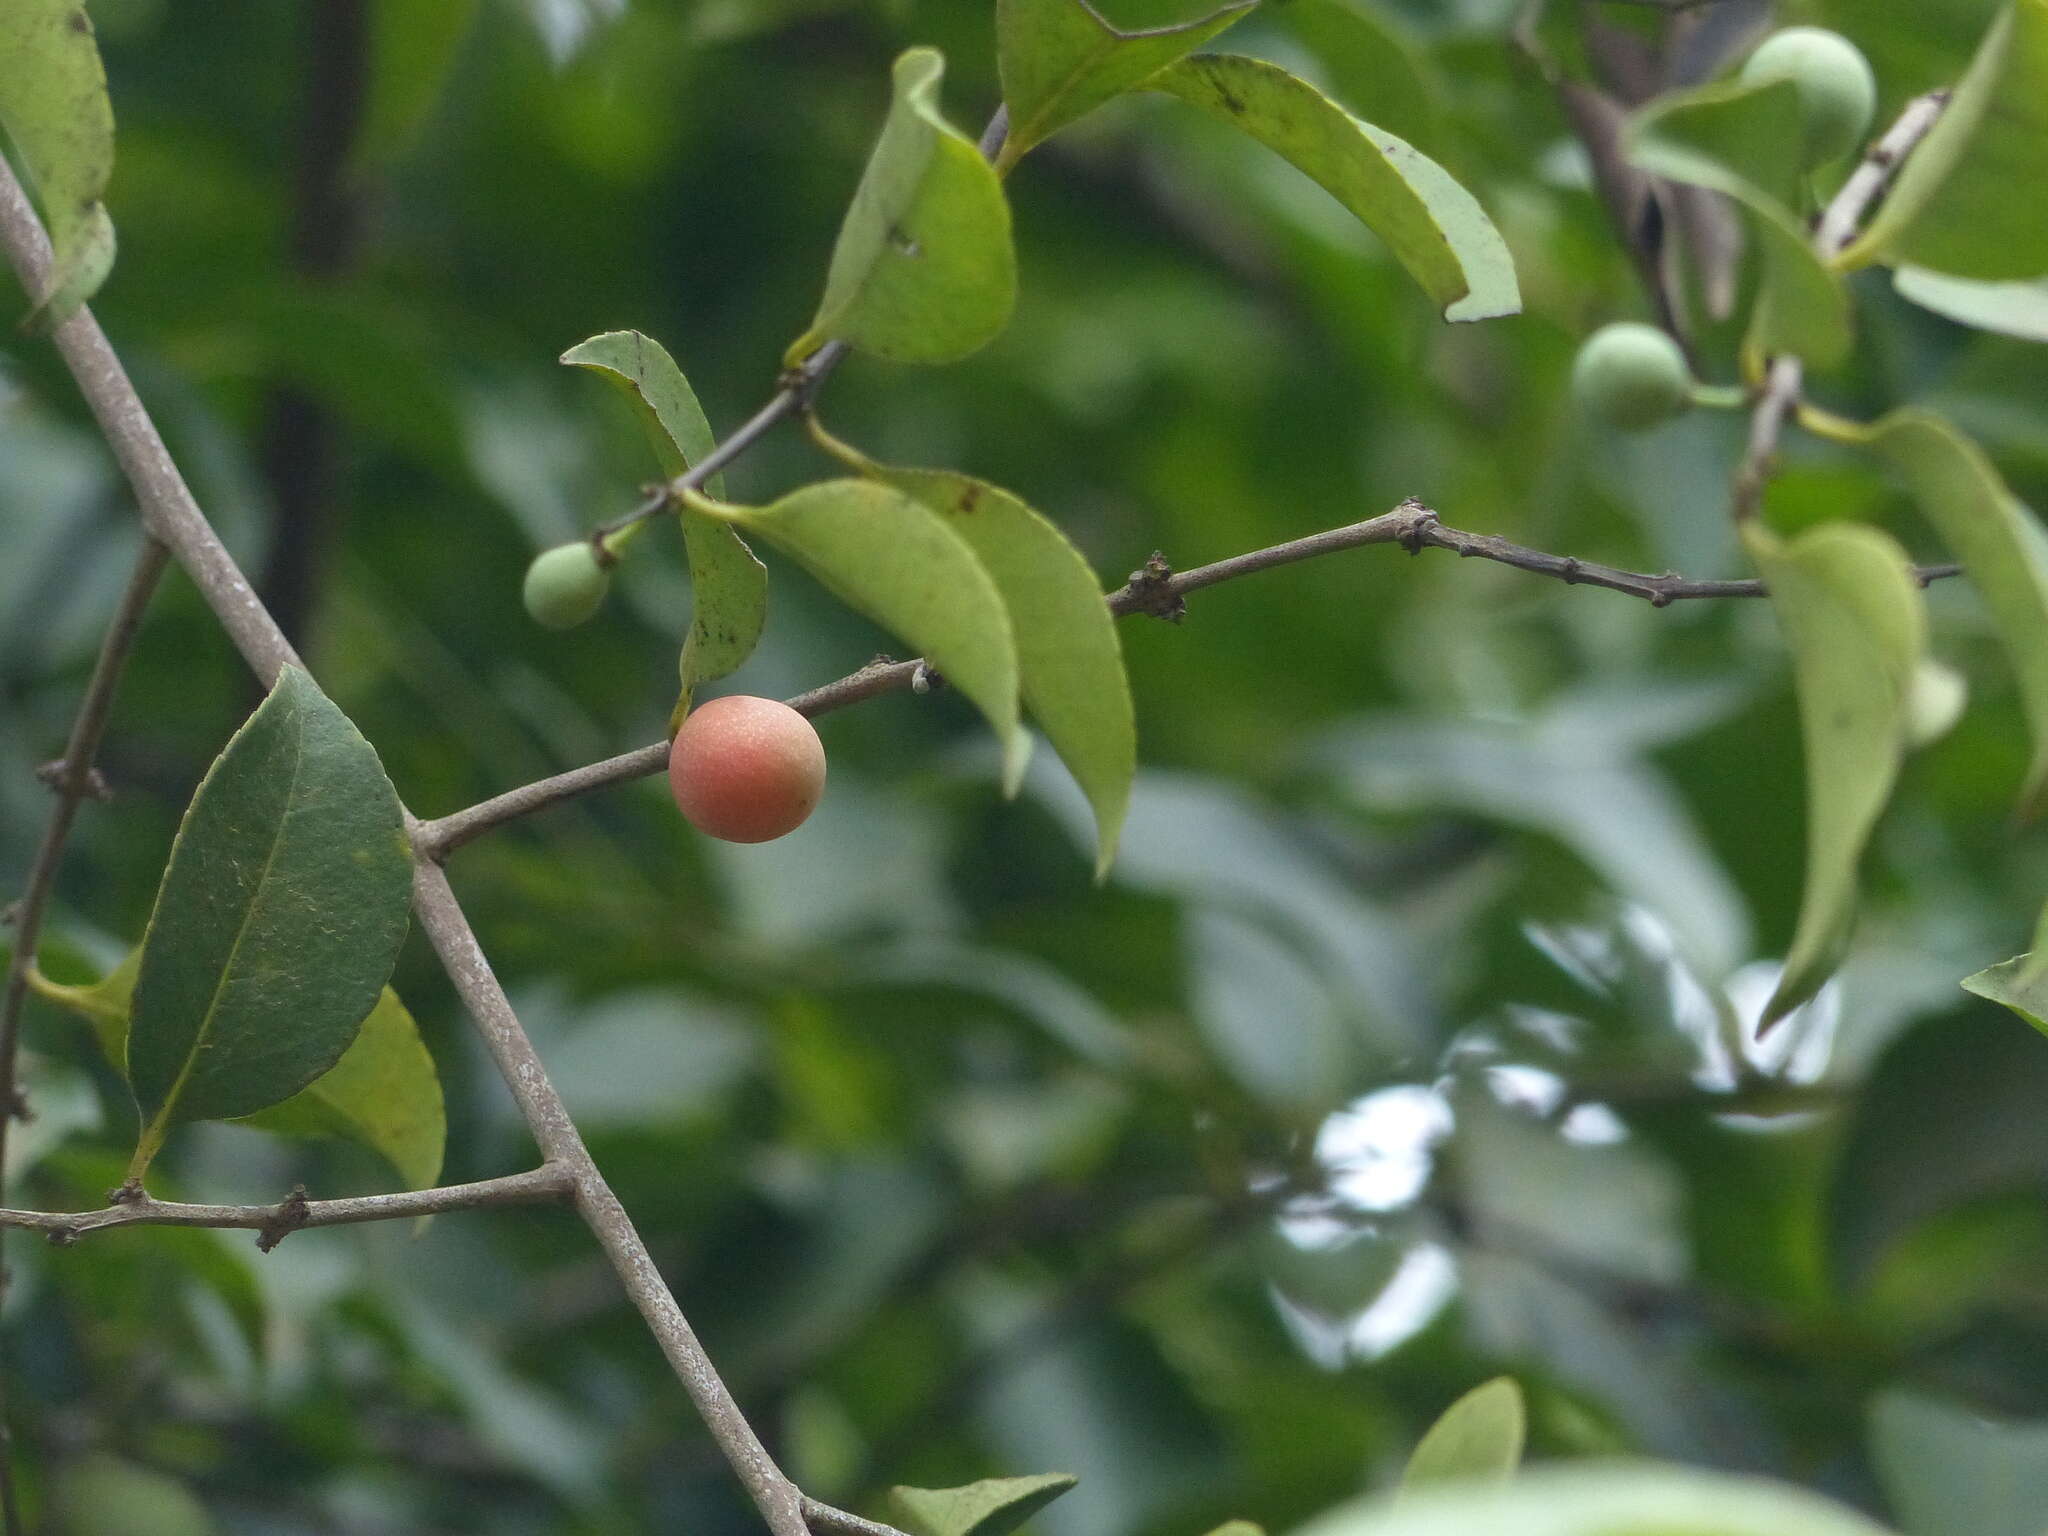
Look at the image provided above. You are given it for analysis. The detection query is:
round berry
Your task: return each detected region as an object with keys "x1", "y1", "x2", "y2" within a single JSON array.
[
  {"x1": 667, "y1": 695, "x2": 826, "y2": 843},
  {"x1": 1571, "y1": 322, "x2": 1694, "y2": 431},
  {"x1": 523, "y1": 542, "x2": 610, "y2": 630},
  {"x1": 1739, "y1": 27, "x2": 1877, "y2": 168}
]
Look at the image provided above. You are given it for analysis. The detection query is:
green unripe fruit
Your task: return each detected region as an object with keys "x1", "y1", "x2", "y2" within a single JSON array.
[
  {"x1": 1739, "y1": 27, "x2": 1877, "y2": 168},
  {"x1": 523, "y1": 541, "x2": 610, "y2": 629},
  {"x1": 1571, "y1": 322, "x2": 1694, "y2": 431}
]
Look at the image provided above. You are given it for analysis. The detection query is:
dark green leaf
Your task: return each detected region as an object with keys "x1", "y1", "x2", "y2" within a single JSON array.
[
  {"x1": 1854, "y1": 409, "x2": 2048, "y2": 814},
  {"x1": 891, "y1": 1474, "x2": 1080, "y2": 1536},
  {"x1": 789, "y1": 48, "x2": 1016, "y2": 365},
  {"x1": 1400, "y1": 1378, "x2": 1526, "y2": 1492},
  {"x1": 1626, "y1": 77, "x2": 1852, "y2": 366},
  {"x1": 878, "y1": 465, "x2": 1133, "y2": 874},
  {"x1": 1148, "y1": 54, "x2": 1519, "y2": 321},
  {"x1": 126, "y1": 668, "x2": 413, "y2": 1175},
  {"x1": 1742, "y1": 521, "x2": 1927, "y2": 1028},
  {"x1": 1843, "y1": 0, "x2": 2048, "y2": 281},
  {"x1": 0, "y1": 0, "x2": 116, "y2": 323},
  {"x1": 1894, "y1": 268, "x2": 2048, "y2": 342},
  {"x1": 994, "y1": 0, "x2": 1254, "y2": 170},
  {"x1": 1272, "y1": 0, "x2": 1445, "y2": 148},
  {"x1": 562, "y1": 330, "x2": 766, "y2": 696},
  {"x1": 708, "y1": 480, "x2": 1027, "y2": 787}
]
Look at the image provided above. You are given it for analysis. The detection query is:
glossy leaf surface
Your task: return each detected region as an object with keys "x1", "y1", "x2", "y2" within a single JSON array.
[
  {"x1": 0, "y1": 0, "x2": 116, "y2": 322},
  {"x1": 790, "y1": 48, "x2": 1016, "y2": 365},
  {"x1": 1742, "y1": 522, "x2": 1926, "y2": 1029},
  {"x1": 994, "y1": 0, "x2": 1254, "y2": 170},
  {"x1": 1148, "y1": 54, "x2": 1519, "y2": 321},
  {"x1": 127, "y1": 668, "x2": 413, "y2": 1171}
]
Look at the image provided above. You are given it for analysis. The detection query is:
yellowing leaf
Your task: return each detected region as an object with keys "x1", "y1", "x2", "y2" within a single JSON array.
[
  {"x1": 1842, "y1": 0, "x2": 2048, "y2": 281},
  {"x1": 1402, "y1": 1378, "x2": 1527, "y2": 1492},
  {"x1": 710, "y1": 480, "x2": 1028, "y2": 787},
  {"x1": 1149, "y1": 54, "x2": 1519, "y2": 322},
  {"x1": 994, "y1": 0, "x2": 1255, "y2": 171},
  {"x1": 1743, "y1": 522, "x2": 1927, "y2": 1029},
  {"x1": 790, "y1": 48, "x2": 1016, "y2": 365},
  {"x1": 1855, "y1": 409, "x2": 2048, "y2": 815},
  {"x1": 0, "y1": 0, "x2": 116, "y2": 323},
  {"x1": 1626, "y1": 77, "x2": 1852, "y2": 367}
]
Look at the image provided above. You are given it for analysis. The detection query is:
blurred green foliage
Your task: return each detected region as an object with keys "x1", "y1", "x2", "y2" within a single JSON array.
[{"x1": 4, "y1": 0, "x2": 2048, "y2": 1532}]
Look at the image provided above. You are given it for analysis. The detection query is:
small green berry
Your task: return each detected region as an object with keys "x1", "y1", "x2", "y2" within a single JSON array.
[
  {"x1": 1571, "y1": 322, "x2": 1694, "y2": 431},
  {"x1": 523, "y1": 541, "x2": 610, "y2": 629},
  {"x1": 1739, "y1": 27, "x2": 1877, "y2": 168}
]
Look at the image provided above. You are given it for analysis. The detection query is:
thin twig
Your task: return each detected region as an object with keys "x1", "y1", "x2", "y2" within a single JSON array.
[
  {"x1": 0, "y1": 1165, "x2": 575, "y2": 1249},
  {"x1": 1730, "y1": 92, "x2": 1947, "y2": 523},
  {"x1": 413, "y1": 498, "x2": 1963, "y2": 857},
  {"x1": 805, "y1": 1500, "x2": 915, "y2": 1536}
]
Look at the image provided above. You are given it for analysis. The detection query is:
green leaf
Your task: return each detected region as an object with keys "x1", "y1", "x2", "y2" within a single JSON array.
[
  {"x1": 1963, "y1": 904, "x2": 2048, "y2": 1034},
  {"x1": 1148, "y1": 54, "x2": 1519, "y2": 322},
  {"x1": 1626, "y1": 77, "x2": 1852, "y2": 366},
  {"x1": 1291, "y1": 1463, "x2": 1897, "y2": 1536},
  {"x1": 33, "y1": 953, "x2": 445, "y2": 1191},
  {"x1": 1842, "y1": 0, "x2": 2048, "y2": 281},
  {"x1": 1401, "y1": 1378, "x2": 1527, "y2": 1492},
  {"x1": 126, "y1": 667, "x2": 413, "y2": 1176},
  {"x1": 0, "y1": 0, "x2": 117, "y2": 323},
  {"x1": 355, "y1": 0, "x2": 479, "y2": 171},
  {"x1": 1870, "y1": 1389, "x2": 2048, "y2": 1536},
  {"x1": 1271, "y1": 0, "x2": 1445, "y2": 149},
  {"x1": 993, "y1": 0, "x2": 1255, "y2": 171},
  {"x1": 789, "y1": 48, "x2": 1017, "y2": 365},
  {"x1": 1202, "y1": 1525, "x2": 1265, "y2": 1536},
  {"x1": 891, "y1": 1474, "x2": 1080, "y2": 1536},
  {"x1": 1894, "y1": 268, "x2": 2048, "y2": 342},
  {"x1": 562, "y1": 330, "x2": 767, "y2": 697},
  {"x1": 1853, "y1": 409, "x2": 2048, "y2": 814},
  {"x1": 708, "y1": 480, "x2": 1028, "y2": 788},
  {"x1": 877, "y1": 465, "x2": 1134, "y2": 875},
  {"x1": 1742, "y1": 521, "x2": 1927, "y2": 1030},
  {"x1": 51, "y1": 1452, "x2": 218, "y2": 1536}
]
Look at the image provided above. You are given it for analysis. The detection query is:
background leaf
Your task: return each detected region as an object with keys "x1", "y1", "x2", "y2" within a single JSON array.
[
  {"x1": 1843, "y1": 0, "x2": 2048, "y2": 281},
  {"x1": 1400, "y1": 1377, "x2": 1526, "y2": 1492},
  {"x1": 561, "y1": 330, "x2": 766, "y2": 695},
  {"x1": 1626, "y1": 77, "x2": 1852, "y2": 367},
  {"x1": 715, "y1": 480, "x2": 1027, "y2": 786},
  {"x1": 1742, "y1": 521, "x2": 1926, "y2": 1027},
  {"x1": 879, "y1": 465, "x2": 1134, "y2": 873},
  {"x1": 1870, "y1": 1390, "x2": 2048, "y2": 1536},
  {"x1": 1894, "y1": 270, "x2": 2048, "y2": 341},
  {"x1": 1855, "y1": 410, "x2": 2048, "y2": 813},
  {"x1": 0, "y1": 0, "x2": 116, "y2": 322},
  {"x1": 1962, "y1": 906, "x2": 2048, "y2": 1033},
  {"x1": 126, "y1": 668, "x2": 413, "y2": 1171},
  {"x1": 891, "y1": 1474, "x2": 1080, "y2": 1536},
  {"x1": 1147, "y1": 53, "x2": 1519, "y2": 322},
  {"x1": 789, "y1": 47, "x2": 1016, "y2": 365},
  {"x1": 994, "y1": 0, "x2": 1254, "y2": 171}
]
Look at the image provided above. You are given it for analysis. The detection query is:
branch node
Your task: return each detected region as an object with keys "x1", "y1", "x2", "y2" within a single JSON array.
[
  {"x1": 35, "y1": 759, "x2": 112, "y2": 801},
  {"x1": 107, "y1": 1180, "x2": 144, "y2": 1206},
  {"x1": 1126, "y1": 552, "x2": 1186, "y2": 622},
  {"x1": 911, "y1": 661, "x2": 942, "y2": 695},
  {"x1": 1560, "y1": 557, "x2": 1581, "y2": 585},
  {"x1": 257, "y1": 1184, "x2": 312, "y2": 1253},
  {"x1": 44, "y1": 1224, "x2": 78, "y2": 1248},
  {"x1": 8, "y1": 1091, "x2": 30, "y2": 1125}
]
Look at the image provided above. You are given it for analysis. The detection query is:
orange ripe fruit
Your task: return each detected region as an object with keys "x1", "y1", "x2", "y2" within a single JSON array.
[{"x1": 667, "y1": 695, "x2": 826, "y2": 843}]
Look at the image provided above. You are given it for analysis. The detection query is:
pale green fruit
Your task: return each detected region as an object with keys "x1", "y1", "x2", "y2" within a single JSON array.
[
  {"x1": 522, "y1": 541, "x2": 610, "y2": 629},
  {"x1": 1571, "y1": 323, "x2": 1694, "y2": 431},
  {"x1": 1740, "y1": 27, "x2": 1878, "y2": 168}
]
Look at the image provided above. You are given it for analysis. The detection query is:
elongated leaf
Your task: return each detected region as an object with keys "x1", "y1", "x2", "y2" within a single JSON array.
[
  {"x1": 1895, "y1": 268, "x2": 2048, "y2": 342},
  {"x1": 1292, "y1": 1463, "x2": 1895, "y2": 1536},
  {"x1": 789, "y1": 48, "x2": 1017, "y2": 365},
  {"x1": 1274, "y1": 0, "x2": 1445, "y2": 148},
  {"x1": 892, "y1": 1474, "x2": 1079, "y2": 1536},
  {"x1": 126, "y1": 668, "x2": 413, "y2": 1175},
  {"x1": 1626, "y1": 77, "x2": 1851, "y2": 366},
  {"x1": 709, "y1": 480, "x2": 1027, "y2": 786},
  {"x1": 1843, "y1": 0, "x2": 2048, "y2": 281},
  {"x1": 994, "y1": 0, "x2": 1254, "y2": 171},
  {"x1": 33, "y1": 955, "x2": 445, "y2": 1191},
  {"x1": 878, "y1": 465, "x2": 1133, "y2": 874},
  {"x1": 1854, "y1": 409, "x2": 2048, "y2": 814},
  {"x1": 355, "y1": 0, "x2": 479, "y2": 171},
  {"x1": 1963, "y1": 904, "x2": 2048, "y2": 1034},
  {"x1": 1401, "y1": 1378, "x2": 1526, "y2": 1492},
  {"x1": 0, "y1": 0, "x2": 116, "y2": 322},
  {"x1": 562, "y1": 330, "x2": 766, "y2": 696},
  {"x1": 1742, "y1": 522, "x2": 1927, "y2": 1029},
  {"x1": 1149, "y1": 54, "x2": 1519, "y2": 322}
]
